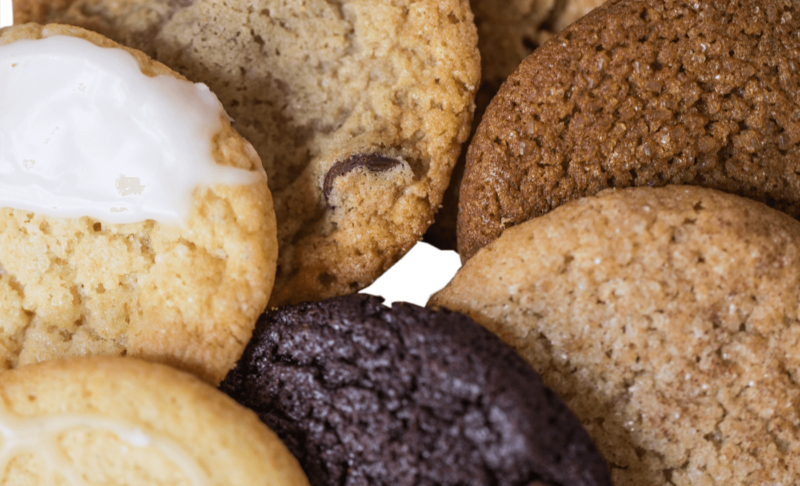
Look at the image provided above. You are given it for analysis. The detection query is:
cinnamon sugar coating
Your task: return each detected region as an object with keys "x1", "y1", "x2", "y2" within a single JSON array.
[{"x1": 459, "y1": 0, "x2": 800, "y2": 260}]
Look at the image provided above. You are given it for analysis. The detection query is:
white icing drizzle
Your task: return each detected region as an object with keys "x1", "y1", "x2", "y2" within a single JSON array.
[
  {"x1": 0, "y1": 405, "x2": 211, "y2": 485},
  {"x1": 0, "y1": 34, "x2": 262, "y2": 226}
]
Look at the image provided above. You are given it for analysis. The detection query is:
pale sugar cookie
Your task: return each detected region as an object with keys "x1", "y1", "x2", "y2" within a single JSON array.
[{"x1": 433, "y1": 185, "x2": 800, "y2": 485}]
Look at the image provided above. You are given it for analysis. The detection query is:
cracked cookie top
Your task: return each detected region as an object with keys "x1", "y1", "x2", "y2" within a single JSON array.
[
  {"x1": 433, "y1": 185, "x2": 800, "y2": 485},
  {"x1": 220, "y1": 294, "x2": 611, "y2": 486},
  {"x1": 15, "y1": 0, "x2": 481, "y2": 306},
  {"x1": 458, "y1": 0, "x2": 800, "y2": 261},
  {"x1": 423, "y1": 0, "x2": 606, "y2": 251},
  {"x1": 0, "y1": 23, "x2": 277, "y2": 384}
]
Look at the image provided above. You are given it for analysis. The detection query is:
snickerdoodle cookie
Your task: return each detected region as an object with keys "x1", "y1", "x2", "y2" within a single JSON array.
[
  {"x1": 424, "y1": 0, "x2": 605, "y2": 250},
  {"x1": 459, "y1": 0, "x2": 800, "y2": 260},
  {"x1": 15, "y1": 0, "x2": 481, "y2": 305},
  {"x1": 433, "y1": 185, "x2": 800, "y2": 485},
  {"x1": 0, "y1": 23, "x2": 277, "y2": 384}
]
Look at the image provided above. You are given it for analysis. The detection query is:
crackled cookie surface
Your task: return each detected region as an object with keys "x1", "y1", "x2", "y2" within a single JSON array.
[
  {"x1": 0, "y1": 357, "x2": 309, "y2": 485},
  {"x1": 459, "y1": 0, "x2": 800, "y2": 260},
  {"x1": 424, "y1": 0, "x2": 605, "y2": 251},
  {"x1": 0, "y1": 24, "x2": 277, "y2": 384},
  {"x1": 220, "y1": 294, "x2": 611, "y2": 486},
  {"x1": 15, "y1": 0, "x2": 481, "y2": 305},
  {"x1": 433, "y1": 186, "x2": 800, "y2": 485}
]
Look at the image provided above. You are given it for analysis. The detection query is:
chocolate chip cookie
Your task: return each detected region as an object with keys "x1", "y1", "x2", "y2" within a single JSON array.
[
  {"x1": 16, "y1": 0, "x2": 481, "y2": 305},
  {"x1": 458, "y1": 0, "x2": 800, "y2": 260}
]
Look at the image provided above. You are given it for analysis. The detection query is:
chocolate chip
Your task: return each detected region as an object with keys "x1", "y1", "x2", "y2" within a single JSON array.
[{"x1": 322, "y1": 154, "x2": 402, "y2": 207}]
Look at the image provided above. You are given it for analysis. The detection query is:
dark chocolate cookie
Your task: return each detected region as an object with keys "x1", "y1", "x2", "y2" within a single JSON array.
[
  {"x1": 219, "y1": 294, "x2": 611, "y2": 486},
  {"x1": 459, "y1": 0, "x2": 800, "y2": 261}
]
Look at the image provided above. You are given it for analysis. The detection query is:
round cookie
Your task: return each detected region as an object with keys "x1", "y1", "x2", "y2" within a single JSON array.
[
  {"x1": 0, "y1": 23, "x2": 277, "y2": 384},
  {"x1": 0, "y1": 356, "x2": 309, "y2": 485},
  {"x1": 458, "y1": 0, "x2": 800, "y2": 260},
  {"x1": 424, "y1": 0, "x2": 605, "y2": 250},
  {"x1": 15, "y1": 0, "x2": 482, "y2": 306},
  {"x1": 220, "y1": 294, "x2": 612, "y2": 486},
  {"x1": 432, "y1": 185, "x2": 800, "y2": 485}
]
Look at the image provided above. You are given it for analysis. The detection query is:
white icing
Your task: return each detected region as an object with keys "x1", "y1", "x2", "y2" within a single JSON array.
[
  {"x1": 0, "y1": 34, "x2": 262, "y2": 226},
  {"x1": 0, "y1": 405, "x2": 210, "y2": 485}
]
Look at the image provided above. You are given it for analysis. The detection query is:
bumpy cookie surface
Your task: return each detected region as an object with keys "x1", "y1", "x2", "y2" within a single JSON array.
[
  {"x1": 0, "y1": 357, "x2": 309, "y2": 485},
  {"x1": 424, "y1": 0, "x2": 605, "y2": 250},
  {"x1": 15, "y1": 0, "x2": 481, "y2": 306},
  {"x1": 459, "y1": 0, "x2": 800, "y2": 260},
  {"x1": 432, "y1": 185, "x2": 800, "y2": 485},
  {"x1": 220, "y1": 294, "x2": 611, "y2": 486},
  {"x1": 0, "y1": 24, "x2": 277, "y2": 384}
]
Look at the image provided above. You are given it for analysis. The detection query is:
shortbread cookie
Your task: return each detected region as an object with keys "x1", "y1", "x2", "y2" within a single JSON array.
[
  {"x1": 424, "y1": 0, "x2": 605, "y2": 250},
  {"x1": 432, "y1": 185, "x2": 800, "y2": 485},
  {"x1": 220, "y1": 294, "x2": 612, "y2": 486},
  {"x1": 0, "y1": 23, "x2": 277, "y2": 384},
  {"x1": 458, "y1": 0, "x2": 800, "y2": 260},
  {"x1": 0, "y1": 356, "x2": 309, "y2": 485},
  {"x1": 15, "y1": 0, "x2": 482, "y2": 306}
]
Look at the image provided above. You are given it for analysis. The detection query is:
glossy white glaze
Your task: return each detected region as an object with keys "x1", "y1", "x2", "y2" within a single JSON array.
[{"x1": 0, "y1": 34, "x2": 260, "y2": 225}]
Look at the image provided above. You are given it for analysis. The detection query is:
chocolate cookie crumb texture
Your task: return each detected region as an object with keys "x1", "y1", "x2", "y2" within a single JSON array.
[
  {"x1": 433, "y1": 185, "x2": 800, "y2": 485},
  {"x1": 458, "y1": 0, "x2": 800, "y2": 261},
  {"x1": 220, "y1": 294, "x2": 612, "y2": 486},
  {"x1": 15, "y1": 0, "x2": 481, "y2": 306}
]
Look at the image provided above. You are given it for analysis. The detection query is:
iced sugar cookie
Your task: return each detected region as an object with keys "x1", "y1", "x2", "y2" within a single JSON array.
[
  {"x1": 0, "y1": 356, "x2": 309, "y2": 485},
  {"x1": 0, "y1": 23, "x2": 277, "y2": 384}
]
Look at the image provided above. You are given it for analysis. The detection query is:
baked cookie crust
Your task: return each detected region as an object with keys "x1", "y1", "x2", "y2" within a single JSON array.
[{"x1": 0, "y1": 23, "x2": 277, "y2": 384}]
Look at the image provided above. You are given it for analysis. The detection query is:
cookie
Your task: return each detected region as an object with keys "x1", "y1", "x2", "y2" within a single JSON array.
[
  {"x1": 220, "y1": 294, "x2": 612, "y2": 486},
  {"x1": 15, "y1": 0, "x2": 482, "y2": 306},
  {"x1": 432, "y1": 185, "x2": 800, "y2": 485},
  {"x1": 0, "y1": 23, "x2": 277, "y2": 384},
  {"x1": 0, "y1": 356, "x2": 309, "y2": 485},
  {"x1": 423, "y1": 0, "x2": 605, "y2": 250},
  {"x1": 458, "y1": 0, "x2": 800, "y2": 260}
]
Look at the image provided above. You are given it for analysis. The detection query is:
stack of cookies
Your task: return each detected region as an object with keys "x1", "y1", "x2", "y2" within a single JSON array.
[{"x1": 3, "y1": 0, "x2": 800, "y2": 484}]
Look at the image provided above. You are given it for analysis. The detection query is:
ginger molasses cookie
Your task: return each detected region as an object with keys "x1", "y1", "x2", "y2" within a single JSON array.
[
  {"x1": 424, "y1": 0, "x2": 605, "y2": 250},
  {"x1": 15, "y1": 0, "x2": 481, "y2": 306},
  {"x1": 432, "y1": 185, "x2": 800, "y2": 485},
  {"x1": 220, "y1": 294, "x2": 612, "y2": 486},
  {"x1": 0, "y1": 357, "x2": 309, "y2": 485},
  {"x1": 459, "y1": 0, "x2": 800, "y2": 260},
  {"x1": 0, "y1": 23, "x2": 277, "y2": 384}
]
